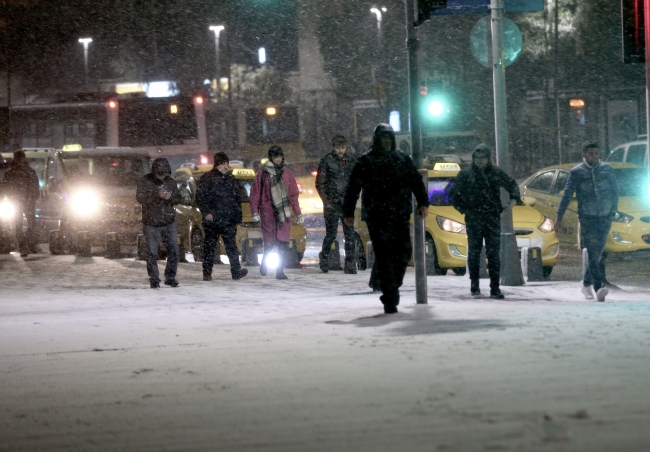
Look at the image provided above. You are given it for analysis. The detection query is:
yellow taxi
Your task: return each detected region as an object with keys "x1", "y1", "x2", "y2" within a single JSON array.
[
  {"x1": 355, "y1": 162, "x2": 560, "y2": 278},
  {"x1": 520, "y1": 162, "x2": 650, "y2": 253},
  {"x1": 286, "y1": 160, "x2": 323, "y2": 216},
  {"x1": 173, "y1": 165, "x2": 308, "y2": 267},
  {"x1": 48, "y1": 146, "x2": 150, "y2": 257}
]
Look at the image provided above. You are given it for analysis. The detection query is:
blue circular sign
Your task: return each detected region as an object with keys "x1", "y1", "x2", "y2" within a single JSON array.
[{"x1": 470, "y1": 16, "x2": 523, "y2": 68}]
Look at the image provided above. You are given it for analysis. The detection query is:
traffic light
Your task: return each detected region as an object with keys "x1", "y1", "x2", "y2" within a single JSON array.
[
  {"x1": 421, "y1": 78, "x2": 451, "y2": 120},
  {"x1": 416, "y1": 0, "x2": 447, "y2": 26}
]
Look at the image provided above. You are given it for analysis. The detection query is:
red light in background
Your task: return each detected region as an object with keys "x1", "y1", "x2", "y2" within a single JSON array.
[
  {"x1": 310, "y1": 171, "x2": 318, "y2": 177},
  {"x1": 108, "y1": 100, "x2": 117, "y2": 109},
  {"x1": 297, "y1": 183, "x2": 303, "y2": 193},
  {"x1": 195, "y1": 96, "x2": 204, "y2": 104},
  {"x1": 111, "y1": 161, "x2": 119, "y2": 167},
  {"x1": 200, "y1": 156, "x2": 208, "y2": 164}
]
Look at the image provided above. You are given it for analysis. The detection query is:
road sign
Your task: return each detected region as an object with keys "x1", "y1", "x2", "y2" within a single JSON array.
[
  {"x1": 430, "y1": 0, "x2": 543, "y2": 15},
  {"x1": 470, "y1": 16, "x2": 522, "y2": 67}
]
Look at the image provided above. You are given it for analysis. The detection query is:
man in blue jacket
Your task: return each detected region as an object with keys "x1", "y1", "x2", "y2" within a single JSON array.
[
  {"x1": 196, "y1": 152, "x2": 248, "y2": 281},
  {"x1": 556, "y1": 142, "x2": 618, "y2": 302}
]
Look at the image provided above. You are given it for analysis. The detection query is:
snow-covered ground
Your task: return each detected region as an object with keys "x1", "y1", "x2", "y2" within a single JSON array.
[{"x1": 2, "y1": 252, "x2": 650, "y2": 451}]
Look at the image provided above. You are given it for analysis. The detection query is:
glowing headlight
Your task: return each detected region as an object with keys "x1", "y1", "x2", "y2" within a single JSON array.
[
  {"x1": 538, "y1": 216, "x2": 554, "y2": 233},
  {"x1": 613, "y1": 212, "x2": 634, "y2": 223},
  {"x1": 0, "y1": 199, "x2": 16, "y2": 219},
  {"x1": 70, "y1": 190, "x2": 100, "y2": 216},
  {"x1": 436, "y1": 216, "x2": 466, "y2": 233}
]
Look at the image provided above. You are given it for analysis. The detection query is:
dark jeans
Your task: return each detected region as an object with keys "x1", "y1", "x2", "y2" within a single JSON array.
[
  {"x1": 16, "y1": 202, "x2": 36, "y2": 254},
  {"x1": 466, "y1": 213, "x2": 501, "y2": 291},
  {"x1": 321, "y1": 206, "x2": 356, "y2": 261},
  {"x1": 203, "y1": 222, "x2": 241, "y2": 275},
  {"x1": 581, "y1": 215, "x2": 612, "y2": 291},
  {"x1": 143, "y1": 222, "x2": 179, "y2": 283},
  {"x1": 367, "y1": 217, "x2": 412, "y2": 308}
]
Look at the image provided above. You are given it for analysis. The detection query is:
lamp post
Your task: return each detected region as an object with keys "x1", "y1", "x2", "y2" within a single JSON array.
[
  {"x1": 209, "y1": 25, "x2": 225, "y2": 99},
  {"x1": 78, "y1": 38, "x2": 92, "y2": 87},
  {"x1": 370, "y1": 7, "x2": 387, "y2": 48}
]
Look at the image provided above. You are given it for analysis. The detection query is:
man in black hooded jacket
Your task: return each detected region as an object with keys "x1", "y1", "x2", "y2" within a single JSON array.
[
  {"x1": 136, "y1": 158, "x2": 182, "y2": 288},
  {"x1": 1, "y1": 150, "x2": 40, "y2": 256},
  {"x1": 447, "y1": 143, "x2": 520, "y2": 299},
  {"x1": 196, "y1": 152, "x2": 248, "y2": 281},
  {"x1": 343, "y1": 124, "x2": 429, "y2": 314}
]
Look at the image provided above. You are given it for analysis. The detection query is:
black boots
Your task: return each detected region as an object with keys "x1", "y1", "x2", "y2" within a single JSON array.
[
  {"x1": 275, "y1": 241, "x2": 289, "y2": 279},
  {"x1": 344, "y1": 259, "x2": 357, "y2": 274},
  {"x1": 319, "y1": 252, "x2": 329, "y2": 273},
  {"x1": 164, "y1": 279, "x2": 179, "y2": 287},
  {"x1": 150, "y1": 280, "x2": 160, "y2": 289},
  {"x1": 490, "y1": 288, "x2": 504, "y2": 299},
  {"x1": 203, "y1": 273, "x2": 212, "y2": 281},
  {"x1": 232, "y1": 268, "x2": 248, "y2": 280},
  {"x1": 471, "y1": 280, "x2": 480, "y2": 296}
]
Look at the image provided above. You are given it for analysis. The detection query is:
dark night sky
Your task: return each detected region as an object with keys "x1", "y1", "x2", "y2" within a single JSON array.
[{"x1": 1, "y1": 0, "x2": 298, "y2": 93}]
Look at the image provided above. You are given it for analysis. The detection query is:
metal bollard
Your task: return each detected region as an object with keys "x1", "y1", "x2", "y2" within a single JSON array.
[
  {"x1": 76, "y1": 231, "x2": 91, "y2": 257},
  {"x1": 105, "y1": 232, "x2": 120, "y2": 259}
]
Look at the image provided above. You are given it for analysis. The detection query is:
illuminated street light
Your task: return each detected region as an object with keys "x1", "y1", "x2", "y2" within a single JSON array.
[
  {"x1": 209, "y1": 25, "x2": 225, "y2": 99},
  {"x1": 258, "y1": 47, "x2": 267, "y2": 65},
  {"x1": 370, "y1": 7, "x2": 386, "y2": 47},
  {"x1": 78, "y1": 38, "x2": 92, "y2": 86}
]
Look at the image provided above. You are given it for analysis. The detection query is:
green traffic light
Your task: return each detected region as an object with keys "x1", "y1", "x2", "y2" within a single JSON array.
[
  {"x1": 425, "y1": 97, "x2": 450, "y2": 118},
  {"x1": 427, "y1": 100, "x2": 445, "y2": 117}
]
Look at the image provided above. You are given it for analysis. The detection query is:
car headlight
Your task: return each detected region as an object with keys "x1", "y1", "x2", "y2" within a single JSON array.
[
  {"x1": 538, "y1": 216, "x2": 554, "y2": 233},
  {"x1": 70, "y1": 190, "x2": 100, "y2": 216},
  {"x1": 613, "y1": 212, "x2": 634, "y2": 222},
  {"x1": 0, "y1": 199, "x2": 16, "y2": 220},
  {"x1": 436, "y1": 216, "x2": 466, "y2": 233}
]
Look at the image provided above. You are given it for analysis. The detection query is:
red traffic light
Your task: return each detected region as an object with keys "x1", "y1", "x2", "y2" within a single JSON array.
[
  {"x1": 108, "y1": 100, "x2": 117, "y2": 109},
  {"x1": 195, "y1": 96, "x2": 204, "y2": 104}
]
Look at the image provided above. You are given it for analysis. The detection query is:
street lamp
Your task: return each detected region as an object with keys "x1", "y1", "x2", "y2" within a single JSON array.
[
  {"x1": 78, "y1": 38, "x2": 92, "y2": 87},
  {"x1": 369, "y1": 7, "x2": 387, "y2": 48},
  {"x1": 209, "y1": 25, "x2": 225, "y2": 99}
]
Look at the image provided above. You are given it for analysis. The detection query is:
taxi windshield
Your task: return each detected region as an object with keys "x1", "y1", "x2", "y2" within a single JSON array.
[
  {"x1": 428, "y1": 177, "x2": 454, "y2": 206},
  {"x1": 61, "y1": 155, "x2": 149, "y2": 186},
  {"x1": 615, "y1": 168, "x2": 650, "y2": 197}
]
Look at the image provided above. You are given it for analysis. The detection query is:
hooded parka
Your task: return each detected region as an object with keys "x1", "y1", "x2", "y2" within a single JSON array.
[{"x1": 136, "y1": 158, "x2": 182, "y2": 227}]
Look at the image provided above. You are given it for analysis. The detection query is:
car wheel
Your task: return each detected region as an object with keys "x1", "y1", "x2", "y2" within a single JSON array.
[
  {"x1": 425, "y1": 234, "x2": 447, "y2": 276},
  {"x1": 191, "y1": 228, "x2": 203, "y2": 263},
  {"x1": 542, "y1": 266, "x2": 553, "y2": 279},
  {"x1": 354, "y1": 233, "x2": 367, "y2": 270},
  {"x1": 452, "y1": 267, "x2": 466, "y2": 276}
]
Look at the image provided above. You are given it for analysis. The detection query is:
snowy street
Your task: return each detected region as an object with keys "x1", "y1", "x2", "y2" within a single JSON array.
[{"x1": 2, "y1": 250, "x2": 650, "y2": 452}]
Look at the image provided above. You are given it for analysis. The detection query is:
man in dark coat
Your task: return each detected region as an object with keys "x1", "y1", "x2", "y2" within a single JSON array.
[
  {"x1": 1, "y1": 150, "x2": 40, "y2": 257},
  {"x1": 448, "y1": 143, "x2": 520, "y2": 299},
  {"x1": 343, "y1": 124, "x2": 430, "y2": 314},
  {"x1": 316, "y1": 134, "x2": 357, "y2": 274},
  {"x1": 136, "y1": 158, "x2": 182, "y2": 288},
  {"x1": 196, "y1": 152, "x2": 248, "y2": 281}
]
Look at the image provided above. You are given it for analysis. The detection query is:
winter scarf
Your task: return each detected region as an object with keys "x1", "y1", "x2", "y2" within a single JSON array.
[{"x1": 263, "y1": 160, "x2": 292, "y2": 225}]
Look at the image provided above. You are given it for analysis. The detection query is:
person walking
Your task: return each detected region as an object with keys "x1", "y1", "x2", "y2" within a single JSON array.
[
  {"x1": 555, "y1": 141, "x2": 618, "y2": 302},
  {"x1": 343, "y1": 124, "x2": 429, "y2": 314},
  {"x1": 448, "y1": 143, "x2": 520, "y2": 299},
  {"x1": 136, "y1": 158, "x2": 182, "y2": 289},
  {"x1": 316, "y1": 134, "x2": 357, "y2": 274},
  {"x1": 250, "y1": 146, "x2": 303, "y2": 280},
  {"x1": 196, "y1": 152, "x2": 248, "y2": 281},
  {"x1": 1, "y1": 150, "x2": 40, "y2": 257}
]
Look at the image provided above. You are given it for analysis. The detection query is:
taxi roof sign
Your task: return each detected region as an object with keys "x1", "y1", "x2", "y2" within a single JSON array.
[
  {"x1": 433, "y1": 162, "x2": 461, "y2": 172},
  {"x1": 231, "y1": 168, "x2": 256, "y2": 178},
  {"x1": 62, "y1": 144, "x2": 83, "y2": 152}
]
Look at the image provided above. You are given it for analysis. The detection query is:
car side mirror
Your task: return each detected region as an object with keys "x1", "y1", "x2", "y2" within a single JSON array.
[{"x1": 522, "y1": 195, "x2": 536, "y2": 206}]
